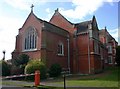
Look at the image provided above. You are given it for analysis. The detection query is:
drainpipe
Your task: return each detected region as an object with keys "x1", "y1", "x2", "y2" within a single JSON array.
[
  {"x1": 67, "y1": 35, "x2": 70, "y2": 73},
  {"x1": 88, "y1": 30, "x2": 91, "y2": 74}
]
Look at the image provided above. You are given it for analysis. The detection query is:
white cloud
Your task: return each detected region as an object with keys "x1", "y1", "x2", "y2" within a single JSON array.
[
  {"x1": 4, "y1": 0, "x2": 30, "y2": 11},
  {"x1": 109, "y1": 28, "x2": 118, "y2": 42},
  {"x1": 4, "y1": 0, "x2": 47, "y2": 11},
  {"x1": 58, "y1": 0, "x2": 114, "y2": 21},
  {"x1": 45, "y1": 8, "x2": 54, "y2": 21},
  {"x1": 0, "y1": 16, "x2": 24, "y2": 60},
  {"x1": 46, "y1": 8, "x2": 50, "y2": 13}
]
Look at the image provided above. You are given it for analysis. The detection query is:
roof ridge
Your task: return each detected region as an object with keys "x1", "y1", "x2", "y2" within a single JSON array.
[{"x1": 49, "y1": 8, "x2": 73, "y2": 25}]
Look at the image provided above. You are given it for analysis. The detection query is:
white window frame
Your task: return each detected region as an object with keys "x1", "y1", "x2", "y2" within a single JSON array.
[
  {"x1": 57, "y1": 42, "x2": 64, "y2": 56},
  {"x1": 89, "y1": 30, "x2": 92, "y2": 38}
]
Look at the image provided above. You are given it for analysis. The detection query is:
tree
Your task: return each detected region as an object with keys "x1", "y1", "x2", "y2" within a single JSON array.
[
  {"x1": 17, "y1": 54, "x2": 29, "y2": 65},
  {"x1": 12, "y1": 54, "x2": 29, "y2": 66},
  {"x1": 115, "y1": 46, "x2": 120, "y2": 66},
  {"x1": 0, "y1": 60, "x2": 10, "y2": 76},
  {"x1": 11, "y1": 54, "x2": 29, "y2": 74}
]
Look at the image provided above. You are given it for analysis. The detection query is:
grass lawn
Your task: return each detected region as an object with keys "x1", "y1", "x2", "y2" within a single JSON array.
[
  {"x1": 2, "y1": 66, "x2": 119, "y2": 89},
  {"x1": 44, "y1": 66, "x2": 119, "y2": 88}
]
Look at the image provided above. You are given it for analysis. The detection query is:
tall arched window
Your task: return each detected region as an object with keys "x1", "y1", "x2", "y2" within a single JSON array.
[
  {"x1": 57, "y1": 42, "x2": 64, "y2": 56},
  {"x1": 24, "y1": 27, "x2": 37, "y2": 50}
]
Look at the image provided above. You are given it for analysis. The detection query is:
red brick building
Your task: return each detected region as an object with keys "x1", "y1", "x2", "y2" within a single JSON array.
[
  {"x1": 12, "y1": 9, "x2": 117, "y2": 74},
  {"x1": 99, "y1": 27, "x2": 118, "y2": 66}
]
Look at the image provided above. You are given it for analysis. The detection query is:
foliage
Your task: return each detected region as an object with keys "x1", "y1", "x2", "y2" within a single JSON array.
[
  {"x1": 11, "y1": 54, "x2": 29, "y2": 74},
  {"x1": 10, "y1": 65, "x2": 24, "y2": 75},
  {"x1": 0, "y1": 60, "x2": 10, "y2": 76},
  {"x1": 49, "y1": 63, "x2": 62, "y2": 77},
  {"x1": 25, "y1": 60, "x2": 47, "y2": 80},
  {"x1": 115, "y1": 46, "x2": 120, "y2": 66},
  {"x1": 14, "y1": 54, "x2": 29, "y2": 66}
]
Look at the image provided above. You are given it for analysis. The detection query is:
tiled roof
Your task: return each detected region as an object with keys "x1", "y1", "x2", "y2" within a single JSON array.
[
  {"x1": 75, "y1": 20, "x2": 92, "y2": 33},
  {"x1": 43, "y1": 20, "x2": 69, "y2": 37},
  {"x1": 36, "y1": 15, "x2": 69, "y2": 37},
  {"x1": 99, "y1": 29, "x2": 118, "y2": 43}
]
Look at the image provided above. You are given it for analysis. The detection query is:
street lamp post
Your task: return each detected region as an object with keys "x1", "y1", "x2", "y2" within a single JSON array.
[
  {"x1": 63, "y1": 74, "x2": 66, "y2": 89},
  {"x1": 3, "y1": 50, "x2": 6, "y2": 60}
]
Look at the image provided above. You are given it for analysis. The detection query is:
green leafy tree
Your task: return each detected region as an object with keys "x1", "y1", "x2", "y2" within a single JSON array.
[
  {"x1": 0, "y1": 60, "x2": 10, "y2": 76},
  {"x1": 17, "y1": 54, "x2": 29, "y2": 65},
  {"x1": 11, "y1": 54, "x2": 29, "y2": 74},
  {"x1": 115, "y1": 46, "x2": 120, "y2": 66},
  {"x1": 12, "y1": 54, "x2": 29, "y2": 66}
]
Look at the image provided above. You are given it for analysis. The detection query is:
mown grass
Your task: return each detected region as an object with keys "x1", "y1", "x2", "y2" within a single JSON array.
[
  {"x1": 2, "y1": 66, "x2": 119, "y2": 89},
  {"x1": 46, "y1": 66, "x2": 119, "y2": 87}
]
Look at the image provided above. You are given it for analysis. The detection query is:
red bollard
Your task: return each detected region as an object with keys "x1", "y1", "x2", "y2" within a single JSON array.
[{"x1": 35, "y1": 70, "x2": 40, "y2": 86}]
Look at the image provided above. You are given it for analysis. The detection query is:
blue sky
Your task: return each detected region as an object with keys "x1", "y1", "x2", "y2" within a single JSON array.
[{"x1": 0, "y1": 0, "x2": 119, "y2": 60}]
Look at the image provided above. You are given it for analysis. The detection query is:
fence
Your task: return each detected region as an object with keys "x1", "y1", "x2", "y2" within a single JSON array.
[{"x1": 1, "y1": 70, "x2": 40, "y2": 86}]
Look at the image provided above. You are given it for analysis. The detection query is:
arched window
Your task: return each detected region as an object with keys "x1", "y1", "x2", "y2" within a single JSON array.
[
  {"x1": 24, "y1": 27, "x2": 37, "y2": 50},
  {"x1": 57, "y1": 42, "x2": 64, "y2": 56}
]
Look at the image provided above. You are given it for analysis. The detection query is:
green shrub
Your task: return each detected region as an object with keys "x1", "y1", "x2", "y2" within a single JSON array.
[
  {"x1": 49, "y1": 63, "x2": 62, "y2": 77},
  {"x1": 25, "y1": 60, "x2": 47, "y2": 80},
  {"x1": 0, "y1": 60, "x2": 10, "y2": 76}
]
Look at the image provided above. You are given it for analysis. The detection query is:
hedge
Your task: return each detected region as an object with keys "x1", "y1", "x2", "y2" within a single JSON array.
[
  {"x1": 49, "y1": 63, "x2": 62, "y2": 77},
  {"x1": 0, "y1": 60, "x2": 10, "y2": 76}
]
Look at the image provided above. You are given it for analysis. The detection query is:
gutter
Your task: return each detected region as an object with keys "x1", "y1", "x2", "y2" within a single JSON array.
[
  {"x1": 67, "y1": 35, "x2": 70, "y2": 73},
  {"x1": 87, "y1": 31, "x2": 91, "y2": 74}
]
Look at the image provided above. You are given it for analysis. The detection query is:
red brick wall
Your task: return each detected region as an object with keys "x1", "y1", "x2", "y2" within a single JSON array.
[
  {"x1": 74, "y1": 33, "x2": 102, "y2": 74},
  {"x1": 12, "y1": 11, "x2": 109, "y2": 74},
  {"x1": 50, "y1": 12, "x2": 74, "y2": 34},
  {"x1": 12, "y1": 12, "x2": 43, "y2": 60},
  {"x1": 75, "y1": 33, "x2": 90, "y2": 74},
  {"x1": 93, "y1": 55, "x2": 102, "y2": 73},
  {"x1": 41, "y1": 30, "x2": 68, "y2": 69},
  {"x1": 50, "y1": 12, "x2": 75, "y2": 72}
]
